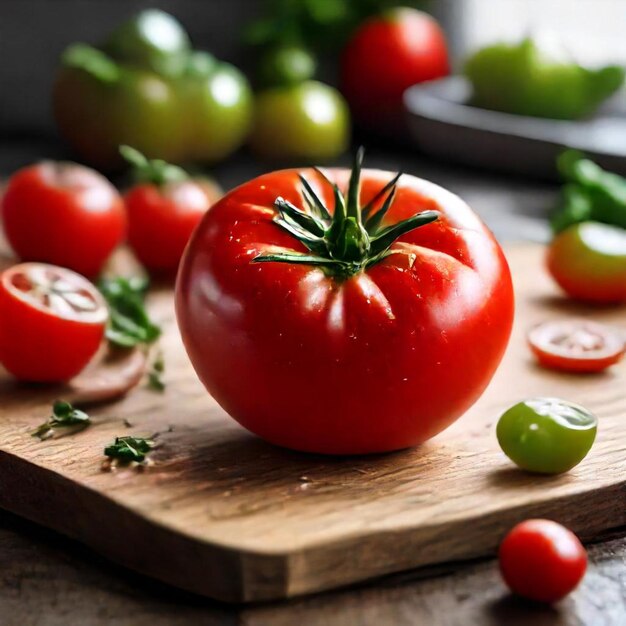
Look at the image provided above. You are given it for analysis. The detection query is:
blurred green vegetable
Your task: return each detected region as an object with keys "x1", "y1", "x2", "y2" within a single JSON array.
[
  {"x1": 551, "y1": 151, "x2": 626, "y2": 233},
  {"x1": 257, "y1": 45, "x2": 317, "y2": 87},
  {"x1": 250, "y1": 80, "x2": 350, "y2": 160},
  {"x1": 245, "y1": 0, "x2": 424, "y2": 53},
  {"x1": 103, "y1": 9, "x2": 191, "y2": 77},
  {"x1": 465, "y1": 37, "x2": 625, "y2": 120},
  {"x1": 54, "y1": 11, "x2": 252, "y2": 169}
]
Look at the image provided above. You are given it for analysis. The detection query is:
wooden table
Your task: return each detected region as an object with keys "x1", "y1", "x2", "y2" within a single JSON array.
[{"x1": 1, "y1": 141, "x2": 624, "y2": 625}]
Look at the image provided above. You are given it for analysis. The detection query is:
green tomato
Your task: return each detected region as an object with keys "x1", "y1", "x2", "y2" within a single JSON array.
[
  {"x1": 250, "y1": 81, "x2": 350, "y2": 160},
  {"x1": 497, "y1": 398, "x2": 597, "y2": 474},
  {"x1": 465, "y1": 37, "x2": 625, "y2": 120},
  {"x1": 257, "y1": 46, "x2": 317, "y2": 88},
  {"x1": 180, "y1": 61, "x2": 253, "y2": 163},
  {"x1": 103, "y1": 9, "x2": 191, "y2": 77},
  {"x1": 54, "y1": 45, "x2": 185, "y2": 169}
]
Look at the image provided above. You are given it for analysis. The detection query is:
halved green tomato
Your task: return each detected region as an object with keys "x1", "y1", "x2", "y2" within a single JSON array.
[{"x1": 497, "y1": 397, "x2": 597, "y2": 474}]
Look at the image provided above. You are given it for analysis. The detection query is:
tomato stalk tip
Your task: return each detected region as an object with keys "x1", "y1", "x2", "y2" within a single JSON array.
[{"x1": 254, "y1": 148, "x2": 438, "y2": 277}]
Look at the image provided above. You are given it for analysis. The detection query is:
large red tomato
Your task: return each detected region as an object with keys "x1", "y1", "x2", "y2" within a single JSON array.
[
  {"x1": 2, "y1": 162, "x2": 126, "y2": 277},
  {"x1": 176, "y1": 152, "x2": 514, "y2": 454},
  {"x1": 340, "y1": 8, "x2": 450, "y2": 132}
]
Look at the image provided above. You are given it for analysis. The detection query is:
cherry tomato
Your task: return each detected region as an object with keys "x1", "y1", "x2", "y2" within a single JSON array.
[
  {"x1": 528, "y1": 319, "x2": 625, "y2": 373},
  {"x1": 249, "y1": 80, "x2": 350, "y2": 160},
  {"x1": 497, "y1": 398, "x2": 597, "y2": 474},
  {"x1": 0, "y1": 263, "x2": 107, "y2": 382},
  {"x1": 341, "y1": 7, "x2": 449, "y2": 133},
  {"x1": 176, "y1": 153, "x2": 514, "y2": 454},
  {"x1": 499, "y1": 519, "x2": 587, "y2": 603},
  {"x1": 1, "y1": 162, "x2": 126, "y2": 277},
  {"x1": 547, "y1": 222, "x2": 626, "y2": 303},
  {"x1": 121, "y1": 146, "x2": 221, "y2": 274}
]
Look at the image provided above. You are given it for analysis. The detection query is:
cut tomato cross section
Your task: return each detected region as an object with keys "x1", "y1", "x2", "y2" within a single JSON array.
[
  {"x1": 528, "y1": 319, "x2": 625, "y2": 373},
  {"x1": 0, "y1": 263, "x2": 107, "y2": 382}
]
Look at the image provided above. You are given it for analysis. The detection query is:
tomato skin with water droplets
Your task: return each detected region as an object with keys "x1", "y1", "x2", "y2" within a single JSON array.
[{"x1": 175, "y1": 167, "x2": 514, "y2": 454}]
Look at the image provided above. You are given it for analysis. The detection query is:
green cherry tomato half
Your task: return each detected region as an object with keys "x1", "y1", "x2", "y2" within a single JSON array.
[
  {"x1": 497, "y1": 398, "x2": 597, "y2": 474},
  {"x1": 249, "y1": 80, "x2": 350, "y2": 161},
  {"x1": 257, "y1": 45, "x2": 317, "y2": 88},
  {"x1": 103, "y1": 9, "x2": 191, "y2": 77},
  {"x1": 547, "y1": 221, "x2": 626, "y2": 303}
]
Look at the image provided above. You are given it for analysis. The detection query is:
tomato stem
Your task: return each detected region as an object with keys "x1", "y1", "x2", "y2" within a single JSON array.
[
  {"x1": 119, "y1": 145, "x2": 188, "y2": 187},
  {"x1": 254, "y1": 148, "x2": 439, "y2": 278}
]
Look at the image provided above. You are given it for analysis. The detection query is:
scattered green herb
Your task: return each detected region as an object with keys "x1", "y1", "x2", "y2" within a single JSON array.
[
  {"x1": 552, "y1": 150, "x2": 626, "y2": 234},
  {"x1": 32, "y1": 401, "x2": 90, "y2": 440},
  {"x1": 147, "y1": 349, "x2": 165, "y2": 391},
  {"x1": 104, "y1": 436, "x2": 155, "y2": 463},
  {"x1": 98, "y1": 276, "x2": 161, "y2": 348}
]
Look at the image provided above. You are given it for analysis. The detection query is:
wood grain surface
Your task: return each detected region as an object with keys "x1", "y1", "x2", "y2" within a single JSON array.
[{"x1": 0, "y1": 244, "x2": 625, "y2": 603}]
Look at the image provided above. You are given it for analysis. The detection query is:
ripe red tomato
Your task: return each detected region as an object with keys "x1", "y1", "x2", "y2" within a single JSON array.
[
  {"x1": 1, "y1": 162, "x2": 126, "y2": 277},
  {"x1": 528, "y1": 319, "x2": 625, "y2": 373},
  {"x1": 125, "y1": 179, "x2": 220, "y2": 274},
  {"x1": 0, "y1": 263, "x2": 107, "y2": 382},
  {"x1": 340, "y1": 8, "x2": 449, "y2": 132},
  {"x1": 499, "y1": 519, "x2": 587, "y2": 603},
  {"x1": 176, "y1": 154, "x2": 514, "y2": 454}
]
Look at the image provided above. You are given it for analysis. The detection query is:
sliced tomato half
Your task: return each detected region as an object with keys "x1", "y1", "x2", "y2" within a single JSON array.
[
  {"x1": 528, "y1": 319, "x2": 625, "y2": 373},
  {"x1": 0, "y1": 263, "x2": 108, "y2": 382}
]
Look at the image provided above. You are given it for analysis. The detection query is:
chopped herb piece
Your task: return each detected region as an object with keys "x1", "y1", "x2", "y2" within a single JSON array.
[
  {"x1": 104, "y1": 436, "x2": 155, "y2": 463},
  {"x1": 147, "y1": 349, "x2": 165, "y2": 391},
  {"x1": 98, "y1": 276, "x2": 161, "y2": 348},
  {"x1": 32, "y1": 400, "x2": 90, "y2": 440}
]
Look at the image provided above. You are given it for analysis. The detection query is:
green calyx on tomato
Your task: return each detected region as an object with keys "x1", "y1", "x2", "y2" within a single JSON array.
[
  {"x1": 497, "y1": 398, "x2": 597, "y2": 474},
  {"x1": 120, "y1": 145, "x2": 188, "y2": 186},
  {"x1": 465, "y1": 37, "x2": 625, "y2": 120},
  {"x1": 254, "y1": 148, "x2": 438, "y2": 278},
  {"x1": 62, "y1": 44, "x2": 120, "y2": 83}
]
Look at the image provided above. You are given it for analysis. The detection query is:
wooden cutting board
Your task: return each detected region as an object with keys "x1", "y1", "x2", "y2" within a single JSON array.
[{"x1": 0, "y1": 244, "x2": 625, "y2": 603}]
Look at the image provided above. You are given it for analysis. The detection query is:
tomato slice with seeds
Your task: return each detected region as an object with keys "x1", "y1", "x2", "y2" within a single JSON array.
[
  {"x1": 528, "y1": 319, "x2": 625, "y2": 373},
  {"x1": 0, "y1": 263, "x2": 108, "y2": 382}
]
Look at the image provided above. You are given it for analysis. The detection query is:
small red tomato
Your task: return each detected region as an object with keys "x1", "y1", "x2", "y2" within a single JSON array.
[
  {"x1": 547, "y1": 222, "x2": 626, "y2": 304},
  {"x1": 340, "y1": 7, "x2": 449, "y2": 132},
  {"x1": 1, "y1": 162, "x2": 126, "y2": 277},
  {"x1": 0, "y1": 263, "x2": 108, "y2": 382},
  {"x1": 121, "y1": 146, "x2": 221, "y2": 274},
  {"x1": 528, "y1": 319, "x2": 625, "y2": 373},
  {"x1": 499, "y1": 519, "x2": 587, "y2": 603}
]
